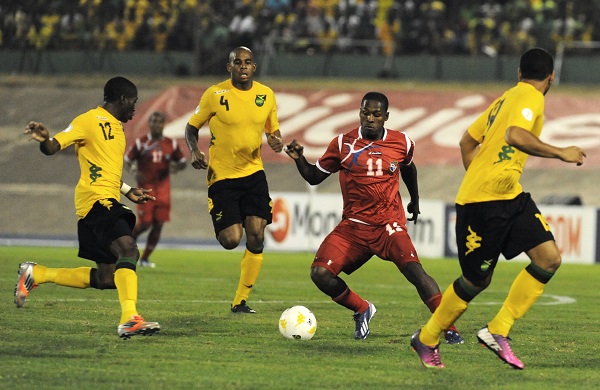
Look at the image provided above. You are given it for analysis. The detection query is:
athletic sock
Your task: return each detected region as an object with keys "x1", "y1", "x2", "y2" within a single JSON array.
[
  {"x1": 333, "y1": 287, "x2": 369, "y2": 313},
  {"x1": 488, "y1": 265, "x2": 551, "y2": 337},
  {"x1": 424, "y1": 292, "x2": 458, "y2": 333},
  {"x1": 232, "y1": 249, "x2": 263, "y2": 306},
  {"x1": 114, "y1": 259, "x2": 139, "y2": 324},
  {"x1": 33, "y1": 265, "x2": 91, "y2": 288},
  {"x1": 420, "y1": 283, "x2": 468, "y2": 346}
]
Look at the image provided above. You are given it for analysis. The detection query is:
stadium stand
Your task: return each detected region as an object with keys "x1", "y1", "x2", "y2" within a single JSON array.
[{"x1": 2, "y1": 0, "x2": 599, "y2": 57}]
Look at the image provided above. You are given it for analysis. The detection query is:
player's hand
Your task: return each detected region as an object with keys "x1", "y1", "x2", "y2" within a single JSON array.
[
  {"x1": 406, "y1": 200, "x2": 420, "y2": 224},
  {"x1": 267, "y1": 133, "x2": 284, "y2": 153},
  {"x1": 126, "y1": 187, "x2": 155, "y2": 204},
  {"x1": 559, "y1": 146, "x2": 586, "y2": 166},
  {"x1": 190, "y1": 149, "x2": 208, "y2": 170},
  {"x1": 284, "y1": 139, "x2": 304, "y2": 160},
  {"x1": 24, "y1": 121, "x2": 50, "y2": 142}
]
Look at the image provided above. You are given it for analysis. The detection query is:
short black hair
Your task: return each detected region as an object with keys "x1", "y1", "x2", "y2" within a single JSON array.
[
  {"x1": 229, "y1": 46, "x2": 253, "y2": 63},
  {"x1": 520, "y1": 48, "x2": 554, "y2": 81},
  {"x1": 362, "y1": 92, "x2": 389, "y2": 112},
  {"x1": 104, "y1": 76, "x2": 137, "y2": 102}
]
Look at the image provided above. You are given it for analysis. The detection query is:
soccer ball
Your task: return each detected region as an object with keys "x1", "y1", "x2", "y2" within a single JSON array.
[{"x1": 278, "y1": 305, "x2": 317, "y2": 340}]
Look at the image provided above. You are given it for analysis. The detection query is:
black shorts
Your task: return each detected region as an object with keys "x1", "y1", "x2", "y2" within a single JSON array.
[
  {"x1": 455, "y1": 192, "x2": 554, "y2": 284},
  {"x1": 207, "y1": 170, "x2": 273, "y2": 236},
  {"x1": 77, "y1": 198, "x2": 136, "y2": 264}
]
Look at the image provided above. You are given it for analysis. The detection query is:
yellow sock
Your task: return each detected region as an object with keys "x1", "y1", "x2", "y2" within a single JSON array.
[
  {"x1": 232, "y1": 250, "x2": 264, "y2": 306},
  {"x1": 114, "y1": 268, "x2": 138, "y2": 324},
  {"x1": 488, "y1": 268, "x2": 545, "y2": 337},
  {"x1": 33, "y1": 265, "x2": 91, "y2": 288},
  {"x1": 420, "y1": 283, "x2": 468, "y2": 346}
]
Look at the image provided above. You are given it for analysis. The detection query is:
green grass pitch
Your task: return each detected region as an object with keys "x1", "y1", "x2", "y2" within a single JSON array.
[{"x1": 1, "y1": 246, "x2": 599, "y2": 389}]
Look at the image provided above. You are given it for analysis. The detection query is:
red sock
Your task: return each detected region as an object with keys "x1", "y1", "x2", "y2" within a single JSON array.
[{"x1": 333, "y1": 288, "x2": 369, "y2": 313}]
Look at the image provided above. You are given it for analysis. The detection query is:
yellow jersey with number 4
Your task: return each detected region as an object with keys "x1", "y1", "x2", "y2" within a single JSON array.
[
  {"x1": 456, "y1": 82, "x2": 545, "y2": 205},
  {"x1": 188, "y1": 79, "x2": 280, "y2": 186},
  {"x1": 54, "y1": 106, "x2": 126, "y2": 218}
]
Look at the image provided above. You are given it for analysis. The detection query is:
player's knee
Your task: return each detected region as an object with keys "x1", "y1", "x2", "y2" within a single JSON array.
[
  {"x1": 122, "y1": 244, "x2": 140, "y2": 260},
  {"x1": 219, "y1": 236, "x2": 241, "y2": 250},
  {"x1": 529, "y1": 242, "x2": 562, "y2": 273},
  {"x1": 310, "y1": 266, "x2": 332, "y2": 285},
  {"x1": 541, "y1": 253, "x2": 561, "y2": 273},
  {"x1": 245, "y1": 231, "x2": 265, "y2": 247}
]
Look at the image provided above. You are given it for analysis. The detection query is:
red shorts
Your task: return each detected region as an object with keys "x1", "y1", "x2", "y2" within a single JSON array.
[
  {"x1": 136, "y1": 182, "x2": 171, "y2": 225},
  {"x1": 313, "y1": 219, "x2": 420, "y2": 276}
]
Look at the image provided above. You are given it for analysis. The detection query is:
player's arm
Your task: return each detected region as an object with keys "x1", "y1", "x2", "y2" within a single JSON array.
[
  {"x1": 24, "y1": 121, "x2": 61, "y2": 155},
  {"x1": 505, "y1": 126, "x2": 586, "y2": 165},
  {"x1": 284, "y1": 139, "x2": 329, "y2": 185},
  {"x1": 459, "y1": 130, "x2": 481, "y2": 170},
  {"x1": 184, "y1": 122, "x2": 208, "y2": 170},
  {"x1": 400, "y1": 162, "x2": 420, "y2": 224},
  {"x1": 266, "y1": 130, "x2": 283, "y2": 153}
]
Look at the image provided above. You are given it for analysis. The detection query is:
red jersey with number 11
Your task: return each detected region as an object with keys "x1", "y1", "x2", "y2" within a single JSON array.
[{"x1": 316, "y1": 127, "x2": 415, "y2": 226}]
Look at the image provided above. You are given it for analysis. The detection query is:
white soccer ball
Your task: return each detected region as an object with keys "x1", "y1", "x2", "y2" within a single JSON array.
[{"x1": 279, "y1": 305, "x2": 317, "y2": 340}]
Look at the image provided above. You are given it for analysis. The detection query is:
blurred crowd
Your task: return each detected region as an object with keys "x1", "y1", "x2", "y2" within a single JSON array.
[{"x1": 1, "y1": 0, "x2": 599, "y2": 57}]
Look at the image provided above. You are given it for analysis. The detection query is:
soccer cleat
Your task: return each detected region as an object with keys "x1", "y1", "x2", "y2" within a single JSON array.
[
  {"x1": 476, "y1": 326, "x2": 524, "y2": 369},
  {"x1": 444, "y1": 329, "x2": 465, "y2": 344},
  {"x1": 231, "y1": 300, "x2": 256, "y2": 314},
  {"x1": 139, "y1": 259, "x2": 156, "y2": 268},
  {"x1": 14, "y1": 262, "x2": 38, "y2": 308},
  {"x1": 410, "y1": 329, "x2": 445, "y2": 368},
  {"x1": 118, "y1": 315, "x2": 161, "y2": 339},
  {"x1": 353, "y1": 301, "x2": 376, "y2": 340}
]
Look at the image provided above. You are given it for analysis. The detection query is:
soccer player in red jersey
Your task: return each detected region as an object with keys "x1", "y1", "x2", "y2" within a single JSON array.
[
  {"x1": 285, "y1": 92, "x2": 462, "y2": 342},
  {"x1": 125, "y1": 111, "x2": 186, "y2": 268}
]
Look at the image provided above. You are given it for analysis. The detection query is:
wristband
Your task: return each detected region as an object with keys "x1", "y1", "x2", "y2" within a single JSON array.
[{"x1": 120, "y1": 183, "x2": 132, "y2": 195}]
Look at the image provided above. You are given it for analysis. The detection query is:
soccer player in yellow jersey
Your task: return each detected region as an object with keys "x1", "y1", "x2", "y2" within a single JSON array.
[
  {"x1": 410, "y1": 48, "x2": 586, "y2": 369},
  {"x1": 185, "y1": 46, "x2": 283, "y2": 314},
  {"x1": 16, "y1": 76, "x2": 161, "y2": 339}
]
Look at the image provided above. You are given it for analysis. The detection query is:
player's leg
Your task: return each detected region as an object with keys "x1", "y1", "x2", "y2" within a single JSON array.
[
  {"x1": 139, "y1": 221, "x2": 163, "y2": 268},
  {"x1": 230, "y1": 171, "x2": 274, "y2": 313},
  {"x1": 312, "y1": 221, "x2": 375, "y2": 339},
  {"x1": 412, "y1": 202, "x2": 504, "y2": 367},
  {"x1": 484, "y1": 195, "x2": 558, "y2": 366},
  {"x1": 134, "y1": 202, "x2": 155, "y2": 267},
  {"x1": 208, "y1": 177, "x2": 244, "y2": 250},
  {"x1": 132, "y1": 201, "x2": 152, "y2": 240},
  {"x1": 230, "y1": 216, "x2": 268, "y2": 313},
  {"x1": 380, "y1": 225, "x2": 463, "y2": 344},
  {"x1": 95, "y1": 199, "x2": 159, "y2": 338},
  {"x1": 14, "y1": 216, "x2": 107, "y2": 308},
  {"x1": 14, "y1": 262, "x2": 93, "y2": 308},
  {"x1": 400, "y1": 262, "x2": 464, "y2": 344},
  {"x1": 109, "y1": 221, "x2": 161, "y2": 338}
]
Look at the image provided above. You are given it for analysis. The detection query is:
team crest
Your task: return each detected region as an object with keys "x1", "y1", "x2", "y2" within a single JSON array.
[
  {"x1": 255, "y1": 94, "x2": 266, "y2": 107},
  {"x1": 388, "y1": 161, "x2": 399, "y2": 173}
]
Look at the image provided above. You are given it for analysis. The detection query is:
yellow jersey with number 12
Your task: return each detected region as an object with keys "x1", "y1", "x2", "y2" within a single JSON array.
[
  {"x1": 456, "y1": 82, "x2": 545, "y2": 205},
  {"x1": 53, "y1": 106, "x2": 125, "y2": 219},
  {"x1": 188, "y1": 79, "x2": 280, "y2": 187}
]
